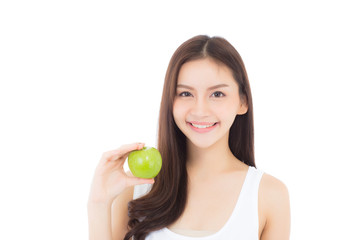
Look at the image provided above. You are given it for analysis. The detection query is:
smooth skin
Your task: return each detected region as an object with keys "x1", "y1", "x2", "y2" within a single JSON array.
[{"x1": 88, "y1": 58, "x2": 290, "y2": 240}]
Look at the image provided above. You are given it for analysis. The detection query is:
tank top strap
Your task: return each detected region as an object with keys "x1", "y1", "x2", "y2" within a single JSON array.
[
  {"x1": 223, "y1": 166, "x2": 264, "y2": 238},
  {"x1": 239, "y1": 166, "x2": 264, "y2": 205}
]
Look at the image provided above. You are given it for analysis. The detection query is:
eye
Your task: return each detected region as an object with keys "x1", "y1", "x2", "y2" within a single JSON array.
[
  {"x1": 179, "y1": 91, "x2": 192, "y2": 97},
  {"x1": 211, "y1": 91, "x2": 225, "y2": 98}
]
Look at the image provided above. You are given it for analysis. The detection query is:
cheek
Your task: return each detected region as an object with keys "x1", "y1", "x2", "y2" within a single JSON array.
[
  {"x1": 214, "y1": 100, "x2": 233, "y2": 112},
  {"x1": 173, "y1": 100, "x2": 186, "y2": 122},
  {"x1": 215, "y1": 102, "x2": 239, "y2": 120}
]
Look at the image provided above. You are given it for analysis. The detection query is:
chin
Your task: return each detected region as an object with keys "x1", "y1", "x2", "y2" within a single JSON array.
[{"x1": 186, "y1": 138, "x2": 219, "y2": 150}]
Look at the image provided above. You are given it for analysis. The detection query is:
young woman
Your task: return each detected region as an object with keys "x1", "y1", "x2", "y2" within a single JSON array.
[{"x1": 88, "y1": 35, "x2": 291, "y2": 240}]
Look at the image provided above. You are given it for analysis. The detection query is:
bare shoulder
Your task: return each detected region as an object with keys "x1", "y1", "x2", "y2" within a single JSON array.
[
  {"x1": 260, "y1": 173, "x2": 289, "y2": 199},
  {"x1": 258, "y1": 173, "x2": 291, "y2": 240}
]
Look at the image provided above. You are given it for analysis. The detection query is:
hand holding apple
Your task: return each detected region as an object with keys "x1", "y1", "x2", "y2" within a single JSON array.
[
  {"x1": 128, "y1": 146, "x2": 162, "y2": 179},
  {"x1": 88, "y1": 143, "x2": 155, "y2": 204}
]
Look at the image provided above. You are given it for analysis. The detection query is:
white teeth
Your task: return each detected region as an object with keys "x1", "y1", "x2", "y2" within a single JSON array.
[{"x1": 191, "y1": 123, "x2": 216, "y2": 128}]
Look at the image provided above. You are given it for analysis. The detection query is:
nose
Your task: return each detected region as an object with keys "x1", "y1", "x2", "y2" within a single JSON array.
[{"x1": 190, "y1": 97, "x2": 210, "y2": 117}]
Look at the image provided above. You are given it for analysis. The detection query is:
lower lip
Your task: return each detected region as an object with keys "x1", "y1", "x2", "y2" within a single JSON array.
[{"x1": 187, "y1": 122, "x2": 218, "y2": 133}]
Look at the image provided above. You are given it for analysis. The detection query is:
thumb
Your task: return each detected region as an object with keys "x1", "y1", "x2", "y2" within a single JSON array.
[{"x1": 126, "y1": 177, "x2": 155, "y2": 187}]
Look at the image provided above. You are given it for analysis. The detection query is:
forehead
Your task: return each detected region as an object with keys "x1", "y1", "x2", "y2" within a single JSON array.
[{"x1": 177, "y1": 58, "x2": 236, "y2": 86}]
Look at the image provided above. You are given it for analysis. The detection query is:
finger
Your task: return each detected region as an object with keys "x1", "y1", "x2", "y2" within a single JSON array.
[
  {"x1": 104, "y1": 142, "x2": 145, "y2": 162},
  {"x1": 126, "y1": 177, "x2": 155, "y2": 187},
  {"x1": 117, "y1": 142, "x2": 145, "y2": 154},
  {"x1": 117, "y1": 142, "x2": 145, "y2": 151}
]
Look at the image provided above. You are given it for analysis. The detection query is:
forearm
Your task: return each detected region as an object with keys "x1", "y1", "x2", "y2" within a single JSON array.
[{"x1": 88, "y1": 200, "x2": 113, "y2": 240}]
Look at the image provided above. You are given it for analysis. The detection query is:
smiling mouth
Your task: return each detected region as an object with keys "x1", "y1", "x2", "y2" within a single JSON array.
[{"x1": 189, "y1": 122, "x2": 218, "y2": 128}]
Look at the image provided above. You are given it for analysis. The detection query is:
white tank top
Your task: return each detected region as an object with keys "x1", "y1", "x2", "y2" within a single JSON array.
[{"x1": 133, "y1": 166, "x2": 264, "y2": 240}]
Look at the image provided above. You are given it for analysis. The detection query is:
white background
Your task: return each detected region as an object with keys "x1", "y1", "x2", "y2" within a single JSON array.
[{"x1": 1, "y1": 0, "x2": 359, "y2": 239}]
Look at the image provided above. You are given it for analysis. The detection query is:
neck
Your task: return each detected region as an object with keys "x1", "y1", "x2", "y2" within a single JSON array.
[{"x1": 186, "y1": 135, "x2": 239, "y2": 180}]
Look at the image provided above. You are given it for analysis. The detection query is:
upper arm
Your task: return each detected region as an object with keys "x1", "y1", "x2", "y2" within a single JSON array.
[
  {"x1": 259, "y1": 173, "x2": 291, "y2": 240},
  {"x1": 111, "y1": 183, "x2": 134, "y2": 240}
]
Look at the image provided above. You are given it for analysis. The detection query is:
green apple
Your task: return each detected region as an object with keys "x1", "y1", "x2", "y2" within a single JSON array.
[{"x1": 128, "y1": 146, "x2": 162, "y2": 179}]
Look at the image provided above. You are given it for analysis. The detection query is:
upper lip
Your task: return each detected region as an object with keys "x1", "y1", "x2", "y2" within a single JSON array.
[{"x1": 188, "y1": 121, "x2": 217, "y2": 125}]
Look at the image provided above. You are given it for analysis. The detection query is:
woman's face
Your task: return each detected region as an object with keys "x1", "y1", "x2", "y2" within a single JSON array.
[{"x1": 173, "y1": 58, "x2": 247, "y2": 149}]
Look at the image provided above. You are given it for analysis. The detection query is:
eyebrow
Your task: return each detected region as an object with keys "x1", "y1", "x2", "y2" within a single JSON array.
[{"x1": 177, "y1": 84, "x2": 230, "y2": 91}]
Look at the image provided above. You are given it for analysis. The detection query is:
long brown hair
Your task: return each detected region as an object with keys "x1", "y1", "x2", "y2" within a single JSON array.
[{"x1": 125, "y1": 35, "x2": 255, "y2": 240}]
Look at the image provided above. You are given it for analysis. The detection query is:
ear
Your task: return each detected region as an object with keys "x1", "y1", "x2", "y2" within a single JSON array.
[
  {"x1": 237, "y1": 103, "x2": 248, "y2": 115},
  {"x1": 237, "y1": 95, "x2": 248, "y2": 115}
]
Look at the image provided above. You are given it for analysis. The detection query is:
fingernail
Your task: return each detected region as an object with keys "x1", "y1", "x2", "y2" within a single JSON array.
[{"x1": 137, "y1": 142, "x2": 145, "y2": 149}]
